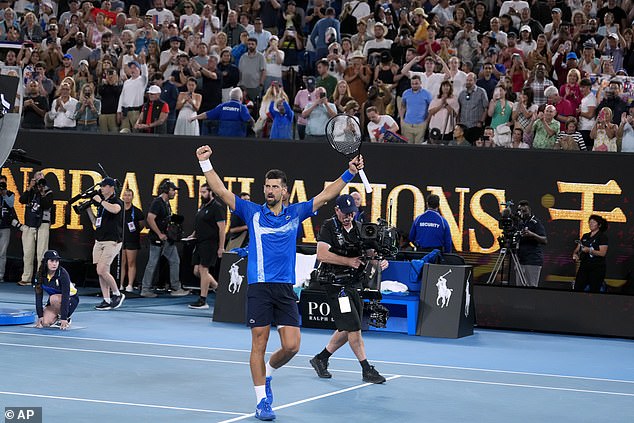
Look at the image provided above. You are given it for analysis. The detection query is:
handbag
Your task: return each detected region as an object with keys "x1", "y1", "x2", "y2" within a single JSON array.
[{"x1": 493, "y1": 124, "x2": 512, "y2": 147}]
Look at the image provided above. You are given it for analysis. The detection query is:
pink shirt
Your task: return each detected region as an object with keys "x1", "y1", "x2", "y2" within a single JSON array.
[
  {"x1": 294, "y1": 89, "x2": 313, "y2": 125},
  {"x1": 555, "y1": 98, "x2": 576, "y2": 131}
]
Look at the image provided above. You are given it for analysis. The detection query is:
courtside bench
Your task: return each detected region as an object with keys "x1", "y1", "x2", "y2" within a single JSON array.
[{"x1": 368, "y1": 261, "x2": 421, "y2": 336}]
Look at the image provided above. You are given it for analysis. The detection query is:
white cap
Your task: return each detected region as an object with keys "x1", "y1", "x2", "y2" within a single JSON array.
[
  {"x1": 520, "y1": 25, "x2": 531, "y2": 33},
  {"x1": 147, "y1": 85, "x2": 161, "y2": 94}
]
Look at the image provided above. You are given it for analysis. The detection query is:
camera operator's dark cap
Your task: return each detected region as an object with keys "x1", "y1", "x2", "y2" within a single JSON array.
[
  {"x1": 43, "y1": 250, "x2": 61, "y2": 261},
  {"x1": 335, "y1": 194, "x2": 358, "y2": 214},
  {"x1": 101, "y1": 177, "x2": 116, "y2": 187},
  {"x1": 0, "y1": 182, "x2": 6, "y2": 189},
  {"x1": 163, "y1": 181, "x2": 179, "y2": 190}
]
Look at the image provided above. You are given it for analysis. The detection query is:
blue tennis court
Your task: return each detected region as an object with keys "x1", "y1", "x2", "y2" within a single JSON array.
[{"x1": 1, "y1": 283, "x2": 633, "y2": 423}]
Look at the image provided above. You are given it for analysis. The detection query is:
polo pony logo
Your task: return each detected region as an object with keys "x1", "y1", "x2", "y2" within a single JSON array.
[
  {"x1": 465, "y1": 271, "x2": 471, "y2": 317},
  {"x1": 436, "y1": 269, "x2": 453, "y2": 308},
  {"x1": 228, "y1": 258, "x2": 244, "y2": 294}
]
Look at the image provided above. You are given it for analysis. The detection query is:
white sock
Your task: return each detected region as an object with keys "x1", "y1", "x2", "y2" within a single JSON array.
[
  {"x1": 254, "y1": 385, "x2": 266, "y2": 403},
  {"x1": 265, "y1": 361, "x2": 276, "y2": 378},
  {"x1": 113, "y1": 290, "x2": 121, "y2": 296},
  {"x1": 104, "y1": 298, "x2": 111, "y2": 304}
]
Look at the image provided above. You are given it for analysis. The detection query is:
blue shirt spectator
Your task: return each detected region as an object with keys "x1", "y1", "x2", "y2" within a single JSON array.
[
  {"x1": 309, "y1": 8, "x2": 340, "y2": 58},
  {"x1": 205, "y1": 99, "x2": 252, "y2": 137},
  {"x1": 401, "y1": 84, "x2": 433, "y2": 124},
  {"x1": 409, "y1": 195, "x2": 452, "y2": 253},
  {"x1": 233, "y1": 195, "x2": 315, "y2": 284},
  {"x1": 269, "y1": 100, "x2": 294, "y2": 139}
]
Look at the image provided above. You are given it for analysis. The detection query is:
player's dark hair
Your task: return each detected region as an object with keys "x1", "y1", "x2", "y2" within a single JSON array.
[{"x1": 265, "y1": 169, "x2": 287, "y2": 186}]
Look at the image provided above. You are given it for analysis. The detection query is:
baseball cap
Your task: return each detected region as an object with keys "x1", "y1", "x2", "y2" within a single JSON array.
[
  {"x1": 79, "y1": 59, "x2": 89, "y2": 67},
  {"x1": 566, "y1": 52, "x2": 578, "y2": 61},
  {"x1": 162, "y1": 181, "x2": 179, "y2": 191},
  {"x1": 608, "y1": 33, "x2": 619, "y2": 40},
  {"x1": 552, "y1": 7, "x2": 562, "y2": 14},
  {"x1": 128, "y1": 60, "x2": 141, "y2": 68},
  {"x1": 43, "y1": 250, "x2": 61, "y2": 261},
  {"x1": 583, "y1": 41, "x2": 595, "y2": 49},
  {"x1": 335, "y1": 194, "x2": 358, "y2": 214},
  {"x1": 306, "y1": 76, "x2": 316, "y2": 86},
  {"x1": 63, "y1": 53, "x2": 72, "y2": 60},
  {"x1": 520, "y1": 25, "x2": 531, "y2": 33},
  {"x1": 147, "y1": 85, "x2": 162, "y2": 94},
  {"x1": 465, "y1": 17, "x2": 475, "y2": 24},
  {"x1": 101, "y1": 177, "x2": 117, "y2": 186}
]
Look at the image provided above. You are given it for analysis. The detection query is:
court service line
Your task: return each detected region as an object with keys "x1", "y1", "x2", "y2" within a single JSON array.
[
  {"x1": 401, "y1": 374, "x2": 634, "y2": 398},
  {"x1": 0, "y1": 391, "x2": 247, "y2": 416},
  {"x1": 3, "y1": 342, "x2": 634, "y2": 398},
  {"x1": 216, "y1": 375, "x2": 403, "y2": 423},
  {"x1": 1, "y1": 330, "x2": 633, "y2": 385}
]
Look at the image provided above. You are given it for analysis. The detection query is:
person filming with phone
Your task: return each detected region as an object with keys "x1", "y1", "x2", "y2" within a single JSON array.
[{"x1": 302, "y1": 86, "x2": 337, "y2": 142}]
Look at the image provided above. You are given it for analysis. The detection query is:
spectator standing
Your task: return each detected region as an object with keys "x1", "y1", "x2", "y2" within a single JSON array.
[
  {"x1": 302, "y1": 86, "x2": 337, "y2": 141},
  {"x1": 49, "y1": 82, "x2": 78, "y2": 130},
  {"x1": 400, "y1": 74, "x2": 432, "y2": 144},
  {"x1": 310, "y1": 7, "x2": 340, "y2": 60},
  {"x1": 67, "y1": 32, "x2": 92, "y2": 70},
  {"x1": 617, "y1": 109, "x2": 634, "y2": 153},
  {"x1": 578, "y1": 78, "x2": 597, "y2": 150},
  {"x1": 527, "y1": 62, "x2": 553, "y2": 106},
  {"x1": 591, "y1": 107, "x2": 618, "y2": 152},
  {"x1": 294, "y1": 76, "x2": 316, "y2": 140},
  {"x1": 74, "y1": 83, "x2": 101, "y2": 132},
  {"x1": 218, "y1": 48, "x2": 240, "y2": 102},
  {"x1": 544, "y1": 86, "x2": 575, "y2": 131},
  {"x1": 174, "y1": 77, "x2": 202, "y2": 136},
  {"x1": 532, "y1": 104, "x2": 560, "y2": 149},
  {"x1": 150, "y1": 72, "x2": 179, "y2": 134},
  {"x1": 343, "y1": 51, "x2": 371, "y2": 105},
  {"x1": 238, "y1": 37, "x2": 266, "y2": 102},
  {"x1": 135, "y1": 85, "x2": 169, "y2": 134},
  {"x1": 269, "y1": 99, "x2": 294, "y2": 140},
  {"x1": 428, "y1": 80, "x2": 459, "y2": 144},
  {"x1": 458, "y1": 73, "x2": 489, "y2": 144},
  {"x1": 147, "y1": 0, "x2": 175, "y2": 27},
  {"x1": 22, "y1": 80, "x2": 49, "y2": 130},
  {"x1": 264, "y1": 36, "x2": 284, "y2": 90},
  {"x1": 222, "y1": 11, "x2": 246, "y2": 47},
  {"x1": 117, "y1": 59, "x2": 148, "y2": 132},
  {"x1": 98, "y1": 69, "x2": 122, "y2": 133},
  {"x1": 249, "y1": 18, "x2": 272, "y2": 52}
]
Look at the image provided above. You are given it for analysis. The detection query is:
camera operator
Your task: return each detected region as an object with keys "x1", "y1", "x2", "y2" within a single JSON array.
[
  {"x1": 140, "y1": 181, "x2": 190, "y2": 298},
  {"x1": 515, "y1": 200, "x2": 548, "y2": 287},
  {"x1": 18, "y1": 171, "x2": 53, "y2": 286},
  {"x1": 85, "y1": 178, "x2": 125, "y2": 310},
  {"x1": 0, "y1": 177, "x2": 24, "y2": 282},
  {"x1": 309, "y1": 195, "x2": 387, "y2": 384}
]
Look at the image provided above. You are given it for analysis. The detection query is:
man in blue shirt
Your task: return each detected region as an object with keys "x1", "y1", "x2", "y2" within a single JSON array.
[
  {"x1": 190, "y1": 87, "x2": 254, "y2": 137},
  {"x1": 310, "y1": 7, "x2": 340, "y2": 60},
  {"x1": 195, "y1": 144, "x2": 364, "y2": 421},
  {"x1": 400, "y1": 74, "x2": 433, "y2": 144},
  {"x1": 409, "y1": 194, "x2": 452, "y2": 253}
]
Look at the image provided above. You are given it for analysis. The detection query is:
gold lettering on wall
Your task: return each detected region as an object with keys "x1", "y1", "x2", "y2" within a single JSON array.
[
  {"x1": 468, "y1": 188, "x2": 505, "y2": 253},
  {"x1": 428, "y1": 186, "x2": 470, "y2": 252},
  {"x1": 386, "y1": 185, "x2": 425, "y2": 229},
  {"x1": 152, "y1": 174, "x2": 195, "y2": 213},
  {"x1": 548, "y1": 180, "x2": 627, "y2": 237},
  {"x1": 339, "y1": 183, "x2": 387, "y2": 224},
  {"x1": 42, "y1": 168, "x2": 66, "y2": 229}
]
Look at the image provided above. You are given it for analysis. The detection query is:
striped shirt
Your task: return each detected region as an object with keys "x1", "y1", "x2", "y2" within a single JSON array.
[{"x1": 556, "y1": 131, "x2": 587, "y2": 151}]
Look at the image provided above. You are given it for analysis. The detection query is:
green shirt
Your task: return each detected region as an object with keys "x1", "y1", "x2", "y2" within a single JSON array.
[
  {"x1": 532, "y1": 119, "x2": 560, "y2": 149},
  {"x1": 316, "y1": 75, "x2": 337, "y2": 99}
]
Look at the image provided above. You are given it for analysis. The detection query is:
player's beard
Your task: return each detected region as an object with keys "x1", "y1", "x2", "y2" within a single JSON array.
[{"x1": 266, "y1": 194, "x2": 280, "y2": 207}]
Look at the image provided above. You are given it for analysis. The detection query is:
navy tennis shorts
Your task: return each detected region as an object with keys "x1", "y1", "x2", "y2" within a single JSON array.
[{"x1": 246, "y1": 283, "x2": 300, "y2": 328}]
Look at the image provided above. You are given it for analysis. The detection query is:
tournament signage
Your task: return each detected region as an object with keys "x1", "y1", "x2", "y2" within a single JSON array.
[{"x1": 7, "y1": 130, "x2": 634, "y2": 286}]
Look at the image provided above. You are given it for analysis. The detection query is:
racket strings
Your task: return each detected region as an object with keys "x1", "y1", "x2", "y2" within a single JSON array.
[{"x1": 327, "y1": 116, "x2": 362, "y2": 156}]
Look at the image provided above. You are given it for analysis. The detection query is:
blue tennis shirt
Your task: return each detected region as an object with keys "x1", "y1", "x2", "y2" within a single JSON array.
[{"x1": 233, "y1": 195, "x2": 315, "y2": 284}]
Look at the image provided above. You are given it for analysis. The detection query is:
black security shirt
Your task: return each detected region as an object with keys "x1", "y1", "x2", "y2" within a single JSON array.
[{"x1": 194, "y1": 199, "x2": 226, "y2": 244}]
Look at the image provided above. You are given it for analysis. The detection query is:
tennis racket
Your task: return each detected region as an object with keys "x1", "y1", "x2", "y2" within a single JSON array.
[{"x1": 325, "y1": 114, "x2": 372, "y2": 193}]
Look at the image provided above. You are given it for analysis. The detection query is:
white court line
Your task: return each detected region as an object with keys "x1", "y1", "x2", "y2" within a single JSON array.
[
  {"x1": 1, "y1": 330, "x2": 633, "y2": 385},
  {"x1": 217, "y1": 375, "x2": 403, "y2": 423},
  {"x1": 2, "y1": 342, "x2": 634, "y2": 398},
  {"x1": 403, "y1": 375, "x2": 634, "y2": 398},
  {"x1": 0, "y1": 391, "x2": 247, "y2": 416}
]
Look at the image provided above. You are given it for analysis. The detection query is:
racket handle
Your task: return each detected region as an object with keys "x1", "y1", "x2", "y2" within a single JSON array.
[{"x1": 358, "y1": 169, "x2": 372, "y2": 193}]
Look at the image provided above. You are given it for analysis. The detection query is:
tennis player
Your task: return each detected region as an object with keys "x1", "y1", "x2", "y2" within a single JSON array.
[{"x1": 196, "y1": 145, "x2": 363, "y2": 421}]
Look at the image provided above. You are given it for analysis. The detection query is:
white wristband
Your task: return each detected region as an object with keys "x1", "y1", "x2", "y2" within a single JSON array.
[{"x1": 199, "y1": 159, "x2": 213, "y2": 172}]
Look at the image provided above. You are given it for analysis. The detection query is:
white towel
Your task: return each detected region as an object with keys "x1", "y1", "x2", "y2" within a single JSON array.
[{"x1": 381, "y1": 280, "x2": 409, "y2": 293}]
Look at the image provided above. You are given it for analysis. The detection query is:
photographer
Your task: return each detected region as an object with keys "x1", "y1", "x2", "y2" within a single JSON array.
[
  {"x1": 309, "y1": 195, "x2": 387, "y2": 384},
  {"x1": 0, "y1": 177, "x2": 24, "y2": 282},
  {"x1": 515, "y1": 200, "x2": 548, "y2": 287},
  {"x1": 18, "y1": 171, "x2": 53, "y2": 286},
  {"x1": 85, "y1": 178, "x2": 125, "y2": 310},
  {"x1": 140, "y1": 181, "x2": 189, "y2": 298}
]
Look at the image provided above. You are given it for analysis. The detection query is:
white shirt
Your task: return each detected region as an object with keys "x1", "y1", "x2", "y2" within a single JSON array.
[
  {"x1": 579, "y1": 93, "x2": 596, "y2": 131},
  {"x1": 349, "y1": 1, "x2": 372, "y2": 20},
  {"x1": 180, "y1": 14, "x2": 201, "y2": 31},
  {"x1": 50, "y1": 97, "x2": 79, "y2": 128},
  {"x1": 499, "y1": 1, "x2": 529, "y2": 16},
  {"x1": 265, "y1": 50, "x2": 285, "y2": 78},
  {"x1": 409, "y1": 71, "x2": 446, "y2": 98},
  {"x1": 117, "y1": 64, "x2": 148, "y2": 112},
  {"x1": 431, "y1": 4, "x2": 455, "y2": 26},
  {"x1": 159, "y1": 48, "x2": 186, "y2": 79},
  {"x1": 367, "y1": 115, "x2": 397, "y2": 142},
  {"x1": 362, "y1": 38, "x2": 393, "y2": 56},
  {"x1": 200, "y1": 16, "x2": 220, "y2": 45},
  {"x1": 447, "y1": 70, "x2": 467, "y2": 98},
  {"x1": 622, "y1": 122, "x2": 634, "y2": 153},
  {"x1": 146, "y1": 8, "x2": 175, "y2": 26}
]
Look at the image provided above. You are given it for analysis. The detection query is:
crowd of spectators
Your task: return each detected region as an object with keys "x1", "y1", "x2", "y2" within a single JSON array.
[{"x1": 1, "y1": 0, "x2": 634, "y2": 151}]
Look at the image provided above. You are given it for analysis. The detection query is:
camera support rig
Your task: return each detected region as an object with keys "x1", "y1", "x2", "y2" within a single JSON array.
[{"x1": 486, "y1": 201, "x2": 529, "y2": 286}]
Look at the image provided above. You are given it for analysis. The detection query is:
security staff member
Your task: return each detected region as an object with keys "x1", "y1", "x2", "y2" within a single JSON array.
[
  {"x1": 188, "y1": 183, "x2": 226, "y2": 310},
  {"x1": 35, "y1": 250, "x2": 79, "y2": 330},
  {"x1": 19, "y1": 171, "x2": 53, "y2": 286},
  {"x1": 86, "y1": 178, "x2": 125, "y2": 310},
  {"x1": 409, "y1": 194, "x2": 452, "y2": 253},
  {"x1": 140, "y1": 180, "x2": 190, "y2": 298},
  {"x1": 516, "y1": 200, "x2": 548, "y2": 287},
  {"x1": 309, "y1": 194, "x2": 387, "y2": 384},
  {"x1": 189, "y1": 87, "x2": 255, "y2": 137}
]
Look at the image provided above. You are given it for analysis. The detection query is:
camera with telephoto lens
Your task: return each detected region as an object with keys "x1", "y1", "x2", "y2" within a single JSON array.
[
  {"x1": 71, "y1": 184, "x2": 102, "y2": 215},
  {"x1": 359, "y1": 218, "x2": 399, "y2": 260},
  {"x1": 498, "y1": 200, "x2": 522, "y2": 250}
]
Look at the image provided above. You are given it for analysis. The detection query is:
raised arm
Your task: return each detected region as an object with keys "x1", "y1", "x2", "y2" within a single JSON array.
[
  {"x1": 195, "y1": 145, "x2": 236, "y2": 210},
  {"x1": 312, "y1": 155, "x2": 363, "y2": 213}
]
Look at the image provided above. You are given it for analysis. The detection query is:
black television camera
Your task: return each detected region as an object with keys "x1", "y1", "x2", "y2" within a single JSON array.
[
  {"x1": 71, "y1": 184, "x2": 103, "y2": 215},
  {"x1": 498, "y1": 200, "x2": 522, "y2": 250},
  {"x1": 359, "y1": 219, "x2": 399, "y2": 260}
]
